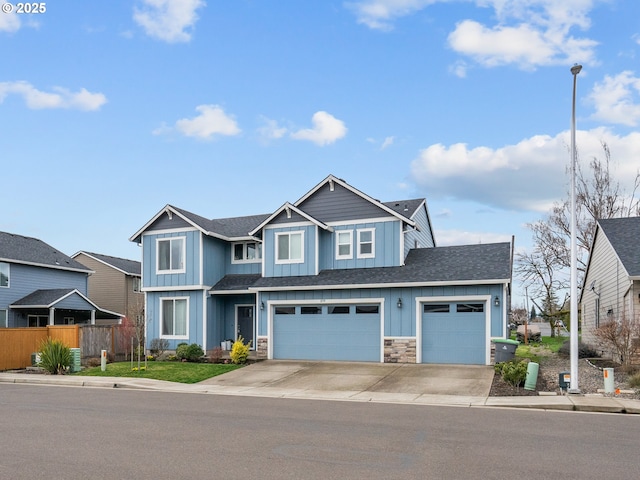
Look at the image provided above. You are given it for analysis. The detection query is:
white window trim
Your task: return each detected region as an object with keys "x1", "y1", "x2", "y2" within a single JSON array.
[
  {"x1": 160, "y1": 296, "x2": 189, "y2": 340},
  {"x1": 275, "y1": 231, "x2": 305, "y2": 264},
  {"x1": 156, "y1": 237, "x2": 186, "y2": 274},
  {"x1": 357, "y1": 228, "x2": 375, "y2": 259},
  {"x1": 231, "y1": 241, "x2": 262, "y2": 264},
  {"x1": 0, "y1": 262, "x2": 9, "y2": 288},
  {"x1": 335, "y1": 230, "x2": 353, "y2": 260}
]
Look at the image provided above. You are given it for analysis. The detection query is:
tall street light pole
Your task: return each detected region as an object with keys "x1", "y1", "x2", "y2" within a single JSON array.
[{"x1": 569, "y1": 63, "x2": 582, "y2": 393}]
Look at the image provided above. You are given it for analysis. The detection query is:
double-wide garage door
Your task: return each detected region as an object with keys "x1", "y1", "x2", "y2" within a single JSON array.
[
  {"x1": 422, "y1": 302, "x2": 486, "y2": 365},
  {"x1": 273, "y1": 304, "x2": 381, "y2": 361}
]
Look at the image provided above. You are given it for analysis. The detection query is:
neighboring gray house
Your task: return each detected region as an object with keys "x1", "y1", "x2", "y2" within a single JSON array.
[
  {"x1": 71, "y1": 252, "x2": 142, "y2": 326},
  {"x1": 131, "y1": 175, "x2": 513, "y2": 365},
  {"x1": 581, "y1": 217, "x2": 640, "y2": 356},
  {"x1": 0, "y1": 231, "x2": 121, "y2": 327}
]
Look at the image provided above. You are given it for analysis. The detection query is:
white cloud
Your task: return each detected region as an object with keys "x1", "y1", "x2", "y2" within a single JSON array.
[
  {"x1": 381, "y1": 136, "x2": 395, "y2": 149},
  {"x1": 0, "y1": 81, "x2": 107, "y2": 110},
  {"x1": 257, "y1": 116, "x2": 288, "y2": 140},
  {"x1": 588, "y1": 71, "x2": 640, "y2": 126},
  {"x1": 0, "y1": 12, "x2": 20, "y2": 32},
  {"x1": 157, "y1": 104, "x2": 241, "y2": 139},
  {"x1": 133, "y1": 0, "x2": 205, "y2": 43},
  {"x1": 345, "y1": 0, "x2": 436, "y2": 31},
  {"x1": 290, "y1": 111, "x2": 347, "y2": 146},
  {"x1": 347, "y1": 0, "x2": 600, "y2": 69},
  {"x1": 409, "y1": 127, "x2": 640, "y2": 212}
]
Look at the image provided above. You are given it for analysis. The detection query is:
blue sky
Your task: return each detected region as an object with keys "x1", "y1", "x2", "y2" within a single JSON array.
[{"x1": 2, "y1": 0, "x2": 640, "y2": 306}]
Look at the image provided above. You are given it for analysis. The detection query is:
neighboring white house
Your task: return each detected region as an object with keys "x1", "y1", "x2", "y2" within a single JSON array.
[{"x1": 581, "y1": 217, "x2": 640, "y2": 361}]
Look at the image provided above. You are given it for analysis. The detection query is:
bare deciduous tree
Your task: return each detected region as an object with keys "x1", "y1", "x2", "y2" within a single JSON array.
[{"x1": 593, "y1": 314, "x2": 640, "y2": 368}]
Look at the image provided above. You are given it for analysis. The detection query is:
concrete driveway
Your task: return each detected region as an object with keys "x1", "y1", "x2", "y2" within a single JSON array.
[{"x1": 200, "y1": 360, "x2": 495, "y2": 399}]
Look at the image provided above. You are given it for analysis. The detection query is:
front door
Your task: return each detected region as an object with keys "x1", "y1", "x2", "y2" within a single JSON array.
[{"x1": 236, "y1": 305, "x2": 254, "y2": 349}]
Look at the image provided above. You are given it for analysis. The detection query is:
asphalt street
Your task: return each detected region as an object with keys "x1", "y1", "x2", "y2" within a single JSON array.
[{"x1": 1, "y1": 384, "x2": 638, "y2": 479}]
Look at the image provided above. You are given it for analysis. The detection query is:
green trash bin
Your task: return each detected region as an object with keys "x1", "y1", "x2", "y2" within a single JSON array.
[{"x1": 492, "y1": 338, "x2": 519, "y2": 363}]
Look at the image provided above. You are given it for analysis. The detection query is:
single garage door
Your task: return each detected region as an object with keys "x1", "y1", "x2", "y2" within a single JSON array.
[
  {"x1": 422, "y1": 302, "x2": 486, "y2": 365},
  {"x1": 273, "y1": 304, "x2": 381, "y2": 361}
]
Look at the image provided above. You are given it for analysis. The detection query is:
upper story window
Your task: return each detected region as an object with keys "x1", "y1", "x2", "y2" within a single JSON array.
[
  {"x1": 276, "y1": 231, "x2": 304, "y2": 264},
  {"x1": 0, "y1": 309, "x2": 7, "y2": 328},
  {"x1": 232, "y1": 242, "x2": 262, "y2": 263},
  {"x1": 0, "y1": 262, "x2": 9, "y2": 287},
  {"x1": 357, "y1": 228, "x2": 375, "y2": 259},
  {"x1": 336, "y1": 231, "x2": 353, "y2": 260},
  {"x1": 132, "y1": 277, "x2": 141, "y2": 293},
  {"x1": 157, "y1": 237, "x2": 185, "y2": 273}
]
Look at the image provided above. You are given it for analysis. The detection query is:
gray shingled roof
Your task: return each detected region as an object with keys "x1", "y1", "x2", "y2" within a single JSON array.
[
  {"x1": 212, "y1": 274, "x2": 262, "y2": 292},
  {"x1": 77, "y1": 252, "x2": 141, "y2": 276},
  {"x1": 171, "y1": 206, "x2": 270, "y2": 239},
  {"x1": 382, "y1": 199, "x2": 424, "y2": 220},
  {"x1": 598, "y1": 217, "x2": 640, "y2": 277},
  {"x1": 212, "y1": 243, "x2": 511, "y2": 291},
  {"x1": 0, "y1": 231, "x2": 92, "y2": 272},
  {"x1": 11, "y1": 288, "x2": 77, "y2": 307}
]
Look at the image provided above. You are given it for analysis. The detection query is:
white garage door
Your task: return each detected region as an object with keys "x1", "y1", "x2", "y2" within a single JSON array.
[{"x1": 273, "y1": 304, "x2": 381, "y2": 361}]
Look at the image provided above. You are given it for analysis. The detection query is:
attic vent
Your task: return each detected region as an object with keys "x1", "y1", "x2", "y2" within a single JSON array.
[
  {"x1": 404, "y1": 204, "x2": 408, "y2": 211},
  {"x1": 329, "y1": 179, "x2": 335, "y2": 191}
]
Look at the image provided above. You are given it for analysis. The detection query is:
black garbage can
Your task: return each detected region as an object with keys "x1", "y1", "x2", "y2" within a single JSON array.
[{"x1": 492, "y1": 338, "x2": 520, "y2": 363}]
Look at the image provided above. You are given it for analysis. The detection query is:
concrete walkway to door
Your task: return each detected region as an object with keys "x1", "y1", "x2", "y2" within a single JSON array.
[{"x1": 198, "y1": 360, "x2": 495, "y2": 402}]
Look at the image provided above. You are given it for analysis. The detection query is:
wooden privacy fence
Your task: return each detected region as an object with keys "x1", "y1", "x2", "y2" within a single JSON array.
[
  {"x1": 0, "y1": 325, "x2": 136, "y2": 371},
  {"x1": 0, "y1": 326, "x2": 79, "y2": 371}
]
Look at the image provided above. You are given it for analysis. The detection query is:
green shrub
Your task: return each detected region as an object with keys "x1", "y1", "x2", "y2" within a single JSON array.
[
  {"x1": 176, "y1": 343, "x2": 204, "y2": 362},
  {"x1": 230, "y1": 336, "x2": 250, "y2": 364},
  {"x1": 495, "y1": 360, "x2": 528, "y2": 387},
  {"x1": 38, "y1": 338, "x2": 72, "y2": 375}
]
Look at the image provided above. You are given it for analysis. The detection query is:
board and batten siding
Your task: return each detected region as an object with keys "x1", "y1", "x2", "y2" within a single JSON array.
[
  {"x1": 581, "y1": 230, "x2": 633, "y2": 346},
  {"x1": 257, "y1": 284, "x2": 505, "y2": 339},
  {"x1": 145, "y1": 290, "x2": 205, "y2": 350},
  {"x1": 142, "y1": 230, "x2": 201, "y2": 288},
  {"x1": 263, "y1": 225, "x2": 317, "y2": 277}
]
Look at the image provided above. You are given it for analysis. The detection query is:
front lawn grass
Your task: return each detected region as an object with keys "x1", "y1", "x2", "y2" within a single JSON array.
[
  {"x1": 515, "y1": 335, "x2": 567, "y2": 363},
  {"x1": 74, "y1": 361, "x2": 242, "y2": 384}
]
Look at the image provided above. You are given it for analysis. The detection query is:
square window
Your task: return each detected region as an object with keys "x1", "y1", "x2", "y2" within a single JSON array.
[{"x1": 276, "y1": 231, "x2": 304, "y2": 263}]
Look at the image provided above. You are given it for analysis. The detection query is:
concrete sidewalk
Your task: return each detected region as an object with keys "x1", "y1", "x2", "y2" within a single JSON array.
[{"x1": 1, "y1": 360, "x2": 639, "y2": 415}]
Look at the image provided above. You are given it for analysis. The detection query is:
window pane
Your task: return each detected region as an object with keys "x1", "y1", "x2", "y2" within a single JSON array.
[
  {"x1": 329, "y1": 306, "x2": 350, "y2": 314},
  {"x1": 158, "y1": 240, "x2": 170, "y2": 270},
  {"x1": 456, "y1": 303, "x2": 484, "y2": 313},
  {"x1": 277, "y1": 235, "x2": 289, "y2": 260},
  {"x1": 171, "y1": 239, "x2": 184, "y2": 270},
  {"x1": 175, "y1": 299, "x2": 187, "y2": 336},
  {"x1": 162, "y1": 300, "x2": 173, "y2": 335},
  {"x1": 275, "y1": 306, "x2": 295, "y2": 315},
  {"x1": 234, "y1": 244, "x2": 244, "y2": 261},
  {"x1": 356, "y1": 305, "x2": 379, "y2": 314},
  {"x1": 360, "y1": 231, "x2": 372, "y2": 243},
  {"x1": 360, "y1": 243, "x2": 372, "y2": 255},
  {"x1": 0, "y1": 309, "x2": 7, "y2": 328},
  {"x1": 424, "y1": 304, "x2": 450, "y2": 313},
  {"x1": 0, "y1": 262, "x2": 8, "y2": 287},
  {"x1": 290, "y1": 233, "x2": 302, "y2": 260},
  {"x1": 246, "y1": 243, "x2": 257, "y2": 260},
  {"x1": 301, "y1": 306, "x2": 321, "y2": 314}
]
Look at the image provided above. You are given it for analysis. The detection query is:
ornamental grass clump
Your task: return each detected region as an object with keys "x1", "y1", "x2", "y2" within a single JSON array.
[
  {"x1": 230, "y1": 336, "x2": 250, "y2": 364},
  {"x1": 38, "y1": 338, "x2": 72, "y2": 375}
]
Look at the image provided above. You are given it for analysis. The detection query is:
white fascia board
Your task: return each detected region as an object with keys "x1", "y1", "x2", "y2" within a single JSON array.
[
  {"x1": 209, "y1": 289, "x2": 255, "y2": 295},
  {"x1": 142, "y1": 285, "x2": 212, "y2": 292},
  {"x1": 249, "y1": 202, "x2": 332, "y2": 236},
  {"x1": 251, "y1": 279, "x2": 511, "y2": 292}
]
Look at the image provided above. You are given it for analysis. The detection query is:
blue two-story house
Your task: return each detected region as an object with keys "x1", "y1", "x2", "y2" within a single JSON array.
[
  {"x1": 0, "y1": 232, "x2": 121, "y2": 327},
  {"x1": 130, "y1": 175, "x2": 512, "y2": 365}
]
